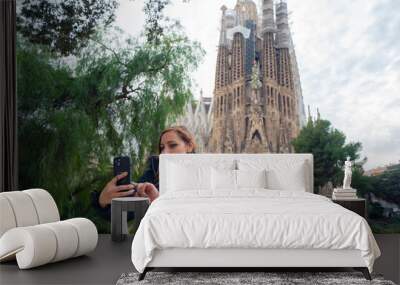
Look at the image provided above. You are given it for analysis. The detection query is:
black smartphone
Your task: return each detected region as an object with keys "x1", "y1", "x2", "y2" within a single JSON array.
[{"x1": 113, "y1": 156, "x2": 131, "y2": 186}]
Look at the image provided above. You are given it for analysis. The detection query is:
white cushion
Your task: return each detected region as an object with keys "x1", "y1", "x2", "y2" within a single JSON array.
[
  {"x1": 210, "y1": 168, "x2": 268, "y2": 192},
  {"x1": 237, "y1": 159, "x2": 307, "y2": 191},
  {"x1": 236, "y1": 169, "x2": 268, "y2": 189},
  {"x1": 65, "y1": 218, "x2": 98, "y2": 257},
  {"x1": 42, "y1": 221, "x2": 79, "y2": 262},
  {"x1": 0, "y1": 191, "x2": 39, "y2": 227},
  {"x1": 159, "y1": 154, "x2": 313, "y2": 194},
  {"x1": 266, "y1": 161, "x2": 307, "y2": 191},
  {"x1": 160, "y1": 154, "x2": 237, "y2": 194},
  {"x1": 0, "y1": 189, "x2": 60, "y2": 237},
  {"x1": 0, "y1": 196, "x2": 17, "y2": 237},
  {"x1": 24, "y1": 189, "x2": 60, "y2": 224},
  {"x1": 167, "y1": 162, "x2": 212, "y2": 192},
  {"x1": 212, "y1": 168, "x2": 237, "y2": 191},
  {"x1": 0, "y1": 225, "x2": 57, "y2": 269}
]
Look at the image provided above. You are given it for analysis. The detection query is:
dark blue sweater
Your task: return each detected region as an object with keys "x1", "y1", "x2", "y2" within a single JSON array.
[{"x1": 91, "y1": 155, "x2": 159, "y2": 221}]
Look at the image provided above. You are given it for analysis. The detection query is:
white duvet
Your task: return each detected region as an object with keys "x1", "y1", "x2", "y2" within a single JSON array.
[{"x1": 131, "y1": 189, "x2": 380, "y2": 273}]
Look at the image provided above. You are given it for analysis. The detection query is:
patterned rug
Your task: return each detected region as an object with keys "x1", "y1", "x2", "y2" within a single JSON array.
[{"x1": 116, "y1": 271, "x2": 396, "y2": 285}]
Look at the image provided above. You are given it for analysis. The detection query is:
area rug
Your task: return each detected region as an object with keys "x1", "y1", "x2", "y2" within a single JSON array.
[{"x1": 116, "y1": 271, "x2": 396, "y2": 285}]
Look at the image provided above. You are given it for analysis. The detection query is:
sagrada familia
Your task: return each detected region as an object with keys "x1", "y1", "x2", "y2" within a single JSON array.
[{"x1": 176, "y1": 0, "x2": 306, "y2": 153}]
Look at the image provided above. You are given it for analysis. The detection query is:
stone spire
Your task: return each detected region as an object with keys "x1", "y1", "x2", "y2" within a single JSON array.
[
  {"x1": 275, "y1": 1, "x2": 293, "y2": 89},
  {"x1": 261, "y1": 0, "x2": 276, "y2": 33},
  {"x1": 208, "y1": 0, "x2": 303, "y2": 154},
  {"x1": 235, "y1": 0, "x2": 258, "y2": 25},
  {"x1": 276, "y1": 1, "x2": 290, "y2": 48},
  {"x1": 215, "y1": 5, "x2": 230, "y2": 89},
  {"x1": 219, "y1": 5, "x2": 228, "y2": 46}
]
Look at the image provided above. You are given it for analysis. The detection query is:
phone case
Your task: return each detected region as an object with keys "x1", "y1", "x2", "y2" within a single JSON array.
[{"x1": 113, "y1": 156, "x2": 131, "y2": 186}]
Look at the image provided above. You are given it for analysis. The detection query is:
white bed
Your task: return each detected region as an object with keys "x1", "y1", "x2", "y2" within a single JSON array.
[{"x1": 131, "y1": 154, "x2": 380, "y2": 280}]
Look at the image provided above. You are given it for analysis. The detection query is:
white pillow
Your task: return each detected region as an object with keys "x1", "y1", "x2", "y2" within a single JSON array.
[
  {"x1": 212, "y1": 168, "x2": 237, "y2": 191},
  {"x1": 237, "y1": 159, "x2": 308, "y2": 191},
  {"x1": 236, "y1": 169, "x2": 268, "y2": 189},
  {"x1": 167, "y1": 162, "x2": 212, "y2": 192},
  {"x1": 266, "y1": 160, "x2": 307, "y2": 191}
]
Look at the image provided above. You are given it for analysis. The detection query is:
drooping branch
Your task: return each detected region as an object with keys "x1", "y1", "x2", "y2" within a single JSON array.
[
  {"x1": 114, "y1": 83, "x2": 145, "y2": 101},
  {"x1": 89, "y1": 37, "x2": 128, "y2": 68}
]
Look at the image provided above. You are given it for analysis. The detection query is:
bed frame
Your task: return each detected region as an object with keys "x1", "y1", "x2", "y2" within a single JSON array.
[
  {"x1": 137, "y1": 154, "x2": 372, "y2": 281},
  {"x1": 138, "y1": 248, "x2": 371, "y2": 280}
]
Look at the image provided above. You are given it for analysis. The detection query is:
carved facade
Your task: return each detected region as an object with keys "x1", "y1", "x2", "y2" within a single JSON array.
[
  {"x1": 174, "y1": 90, "x2": 213, "y2": 153},
  {"x1": 207, "y1": 0, "x2": 306, "y2": 153}
]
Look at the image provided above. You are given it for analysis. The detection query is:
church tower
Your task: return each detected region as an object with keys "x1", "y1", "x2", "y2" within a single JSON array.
[{"x1": 208, "y1": 0, "x2": 305, "y2": 153}]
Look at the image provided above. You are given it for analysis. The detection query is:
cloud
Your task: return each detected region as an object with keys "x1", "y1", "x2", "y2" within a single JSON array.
[
  {"x1": 287, "y1": 0, "x2": 400, "y2": 169},
  {"x1": 115, "y1": 0, "x2": 400, "y2": 169}
]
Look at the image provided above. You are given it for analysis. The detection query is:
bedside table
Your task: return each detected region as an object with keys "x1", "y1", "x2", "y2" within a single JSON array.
[
  {"x1": 111, "y1": 197, "x2": 149, "y2": 242},
  {"x1": 332, "y1": 198, "x2": 367, "y2": 218}
]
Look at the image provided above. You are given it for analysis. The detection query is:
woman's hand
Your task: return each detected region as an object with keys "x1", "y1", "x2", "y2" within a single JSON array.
[
  {"x1": 136, "y1": 182, "x2": 159, "y2": 203},
  {"x1": 98, "y1": 172, "x2": 136, "y2": 208}
]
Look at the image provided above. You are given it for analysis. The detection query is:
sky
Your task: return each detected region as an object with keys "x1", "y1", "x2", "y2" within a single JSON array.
[{"x1": 115, "y1": 0, "x2": 400, "y2": 170}]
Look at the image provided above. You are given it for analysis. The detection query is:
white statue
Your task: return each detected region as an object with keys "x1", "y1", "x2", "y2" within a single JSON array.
[{"x1": 343, "y1": 156, "x2": 353, "y2": 189}]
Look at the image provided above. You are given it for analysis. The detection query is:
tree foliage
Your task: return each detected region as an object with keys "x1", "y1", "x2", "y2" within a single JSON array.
[
  {"x1": 366, "y1": 165, "x2": 400, "y2": 205},
  {"x1": 291, "y1": 117, "x2": 400, "y2": 233},
  {"x1": 363, "y1": 164, "x2": 400, "y2": 233},
  {"x1": 144, "y1": 0, "x2": 170, "y2": 44},
  {"x1": 291, "y1": 118, "x2": 364, "y2": 192},
  {"x1": 17, "y1": 0, "x2": 204, "y2": 232},
  {"x1": 17, "y1": 0, "x2": 119, "y2": 55}
]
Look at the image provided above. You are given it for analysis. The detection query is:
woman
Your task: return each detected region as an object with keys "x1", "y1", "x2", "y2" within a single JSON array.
[{"x1": 92, "y1": 125, "x2": 196, "y2": 220}]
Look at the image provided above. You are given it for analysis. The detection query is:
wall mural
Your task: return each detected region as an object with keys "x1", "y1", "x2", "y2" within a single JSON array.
[{"x1": 17, "y1": 0, "x2": 399, "y2": 233}]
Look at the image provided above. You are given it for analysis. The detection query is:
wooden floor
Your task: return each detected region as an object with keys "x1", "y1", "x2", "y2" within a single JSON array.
[{"x1": 0, "y1": 234, "x2": 398, "y2": 285}]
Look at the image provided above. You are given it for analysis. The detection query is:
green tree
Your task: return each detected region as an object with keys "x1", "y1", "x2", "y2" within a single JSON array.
[
  {"x1": 144, "y1": 0, "x2": 170, "y2": 45},
  {"x1": 17, "y1": 0, "x2": 204, "y2": 232},
  {"x1": 291, "y1": 118, "x2": 364, "y2": 193},
  {"x1": 366, "y1": 164, "x2": 400, "y2": 233},
  {"x1": 17, "y1": 0, "x2": 119, "y2": 56},
  {"x1": 368, "y1": 201, "x2": 384, "y2": 219},
  {"x1": 369, "y1": 164, "x2": 400, "y2": 204}
]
